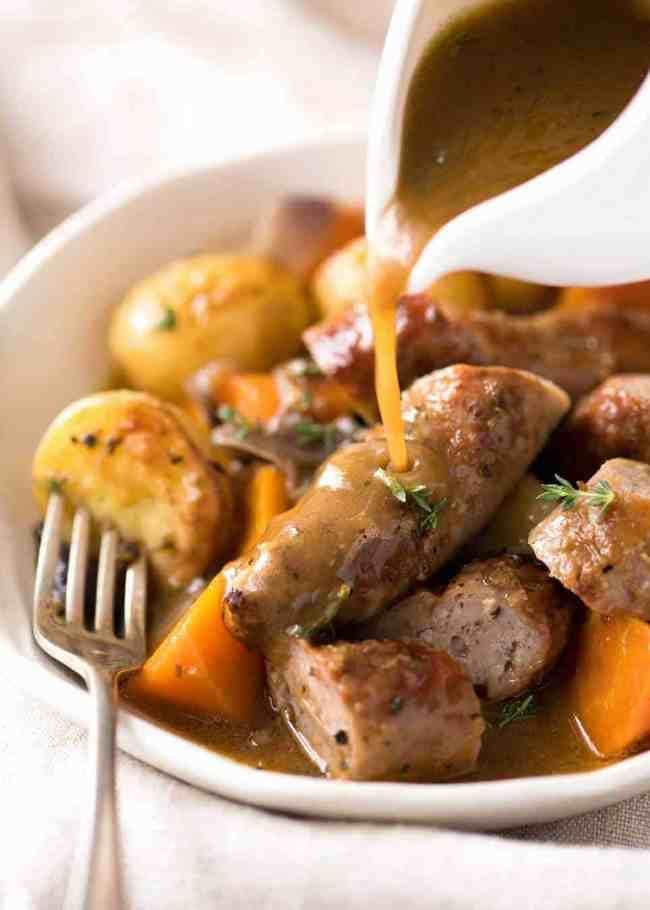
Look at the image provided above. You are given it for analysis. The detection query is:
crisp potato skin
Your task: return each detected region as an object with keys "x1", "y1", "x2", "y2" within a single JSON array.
[
  {"x1": 33, "y1": 391, "x2": 233, "y2": 587},
  {"x1": 109, "y1": 254, "x2": 314, "y2": 400},
  {"x1": 312, "y1": 237, "x2": 368, "y2": 319}
]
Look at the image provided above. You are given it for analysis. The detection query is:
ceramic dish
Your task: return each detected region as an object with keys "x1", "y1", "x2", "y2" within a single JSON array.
[{"x1": 3, "y1": 134, "x2": 650, "y2": 830}]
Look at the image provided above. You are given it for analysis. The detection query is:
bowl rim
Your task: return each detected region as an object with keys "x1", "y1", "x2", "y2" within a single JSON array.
[{"x1": 4, "y1": 129, "x2": 650, "y2": 829}]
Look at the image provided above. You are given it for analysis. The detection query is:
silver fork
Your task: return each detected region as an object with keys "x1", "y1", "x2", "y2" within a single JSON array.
[{"x1": 33, "y1": 494, "x2": 147, "y2": 910}]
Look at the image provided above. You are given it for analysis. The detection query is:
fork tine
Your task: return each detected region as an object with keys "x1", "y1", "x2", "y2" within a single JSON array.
[
  {"x1": 34, "y1": 493, "x2": 64, "y2": 620},
  {"x1": 65, "y1": 508, "x2": 90, "y2": 625},
  {"x1": 124, "y1": 556, "x2": 147, "y2": 648},
  {"x1": 95, "y1": 529, "x2": 118, "y2": 633}
]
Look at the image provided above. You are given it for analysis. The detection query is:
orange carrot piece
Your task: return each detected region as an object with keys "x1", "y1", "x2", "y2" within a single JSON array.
[
  {"x1": 240, "y1": 465, "x2": 289, "y2": 554},
  {"x1": 127, "y1": 574, "x2": 262, "y2": 723},
  {"x1": 126, "y1": 466, "x2": 288, "y2": 722},
  {"x1": 216, "y1": 372, "x2": 281, "y2": 424},
  {"x1": 572, "y1": 612, "x2": 650, "y2": 758}
]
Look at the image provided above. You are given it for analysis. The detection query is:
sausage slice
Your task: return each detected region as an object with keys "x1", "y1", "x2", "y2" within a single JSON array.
[
  {"x1": 360, "y1": 556, "x2": 574, "y2": 701},
  {"x1": 546, "y1": 374, "x2": 650, "y2": 482},
  {"x1": 304, "y1": 290, "x2": 650, "y2": 400},
  {"x1": 267, "y1": 638, "x2": 484, "y2": 781},
  {"x1": 530, "y1": 459, "x2": 650, "y2": 620}
]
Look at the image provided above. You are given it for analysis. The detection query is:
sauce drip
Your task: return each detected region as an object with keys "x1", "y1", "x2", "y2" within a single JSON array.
[{"x1": 368, "y1": 0, "x2": 650, "y2": 475}]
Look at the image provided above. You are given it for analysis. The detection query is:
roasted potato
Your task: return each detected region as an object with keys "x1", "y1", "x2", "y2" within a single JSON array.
[
  {"x1": 486, "y1": 275, "x2": 555, "y2": 314},
  {"x1": 313, "y1": 237, "x2": 492, "y2": 321},
  {"x1": 32, "y1": 391, "x2": 233, "y2": 587},
  {"x1": 433, "y1": 271, "x2": 493, "y2": 317},
  {"x1": 109, "y1": 254, "x2": 313, "y2": 401},
  {"x1": 312, "y1": 236, "x2": 368, "y2": 319}
]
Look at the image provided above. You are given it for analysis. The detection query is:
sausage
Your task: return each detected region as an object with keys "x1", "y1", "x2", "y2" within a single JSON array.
[
  {"x1": 223, "y1": 365, "x2": 569, "y2": 649},
  {"x1": 303, "y1": 288, "x2": 650, "y2": 400},
  {"x1": 545, "y1": 375, "x2": 650, "y2": 482},
  {"x1": 359, "y1": 556, "x2": 574, "y2": 701},
  {"x1": 267, "y1": 638, "x2": 484, "y2": 781},
  {"x1": 530, "y1": 458, "x2": 650, "y2": 620}
]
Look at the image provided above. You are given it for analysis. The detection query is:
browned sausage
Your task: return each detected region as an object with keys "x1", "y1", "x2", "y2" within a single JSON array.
[
  {"x1": 223, "y1": 365, "x2": 569, "y2": 649},
  {"x1": 303, "y1": 288, "x2": 650, "y2": 400},
  {"x1": 360, "y1": 556, "x2": 574, "y2": 701},
  {"x1": 267, "y1": 638, "x2": 483, "y2": 781},
  {"x1": 530, "y1": 459, "x2": 650, "y2": 620},
  {"x1": 545, "y1": 375, "x2": 650, "y2": 482}
]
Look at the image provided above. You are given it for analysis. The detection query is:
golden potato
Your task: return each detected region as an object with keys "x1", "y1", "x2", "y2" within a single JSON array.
[
  {"x1": 312, "y1": 236, "x2": 368, "y2": 319},
  {"x1": 486, "y1": 275, "x2": 554, "y2": 314},
  {"x1": 467, "y1": 473, "x2": 554, "y2": 558},
  {"x1": 33, "y1": 391, "x2": 233, "y2": 587},
  {"x1": 313, "y1": 238, "x2": 492, "y2": 321},
  {"x1": 109, "y1": 254, "x2": 314, "y2": 401},
  {"x1": 432, "y1": 271, "x2": 493, "y2": 317}
]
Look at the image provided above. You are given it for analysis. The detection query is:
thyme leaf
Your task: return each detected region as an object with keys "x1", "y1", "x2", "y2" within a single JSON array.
[
  {"x1": 497, "y1": 693, "x2": 538, "y2": 729},
  {"x1": 375, "y1": 468, "x2": 448, "y2": 533},
  {"x1": 217, "y1": 404, "x2": 253, "y2": 440},
  {"x1": 538, "y1": 475, "x2": 616, "y2": 515},
  {"x1": 155, "y1": 306, "x2": 177, "y2": 331},
  {"x1": 286, "y1": 583, "x2": 351, "y2": 640},
  {"x1": 294, "y1": 419, "x2": 337, "y2": 451}
]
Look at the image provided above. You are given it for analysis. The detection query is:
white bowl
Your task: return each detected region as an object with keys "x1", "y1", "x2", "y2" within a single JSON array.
[{"x1": 3, "y1": 134, "x2": 650, "y2": 830}]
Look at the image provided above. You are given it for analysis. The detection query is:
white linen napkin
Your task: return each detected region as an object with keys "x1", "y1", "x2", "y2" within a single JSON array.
[{"x1": 2, "y1": 3, "x2": 650, "y2": 908}]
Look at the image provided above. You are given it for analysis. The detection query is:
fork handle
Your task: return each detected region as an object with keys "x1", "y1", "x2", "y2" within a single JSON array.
[{"x1": 65, "y1": 668, "x2": 123, "y2": 910}]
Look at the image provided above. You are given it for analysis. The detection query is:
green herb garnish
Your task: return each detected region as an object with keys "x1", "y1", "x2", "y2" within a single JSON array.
[
  {"x1": 538, "y1": 475, "x2": 616, "y2": 515},
  {"x1": 375, "y1": 468, "x2": 448, "y2": 534},
  {"x1": 155, "y1": 306, "x2": 177, "y2": 331},
  {"x1": 48, "y1": 478, "x2": 64, "y2": 495},
  {"x1": 497, "y1": 694, "x2": 538, "y2": 729},
  {"x1": 286, "y1": 583, "x2": 351, "y2": 640},
  {"x1": 295, "y1": 419, "x2": 337, "y2": 451},
  {"x1": 217, "y1": 404, "x2": 252, "y2": 440}
]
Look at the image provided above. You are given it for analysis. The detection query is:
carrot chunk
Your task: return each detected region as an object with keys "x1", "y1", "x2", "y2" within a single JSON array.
[
  {"x1": 128, "y1": 574, "x2": 262, "y2": 722},
  {"x1": 240, "y1": 465, "x2": 289, "y2": 554},
  {"x1": 126, "y1": 465, "x2": 289, "y2": 722},
  {"x1": 572, "y1": 612, "x2": 650, "y2": 758},
  {"x1": 216, "y1": 372, "x2": 281, "y2": 424}
]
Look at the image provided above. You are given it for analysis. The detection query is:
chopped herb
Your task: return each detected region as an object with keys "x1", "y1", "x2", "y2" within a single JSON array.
[
  {"x1": 294, "y1": 419, "x2": 337, "y2": 451},
  {"x1": 299, "y1": 389, "x2": 314, "y2": 412},
  {"x1": 538, "y1": 474, "x2": 616, "y2": 515},
  {"x1": 287, "y1": 358, "x2": 322, "y2": 378},
  {"x1": 286, "y1": 583, "x2": 351, "y2": 640},
  {"x1": 48, "y1": 478, "x2": 64, "y2": 495},
  {"x1": 156, "y1": 306, "x2": 177, "y2": 331},
  {"x1": 498, "y1": 693, "x2": 538, "y2": 728},
  {"x1": 81, "y1": 433, "x2": 98, "y2": 448},
  {"x1": 169, "y1": 453, "x2": 184, "y2": 465},
  {"x1": 390, "y1": 696, "x2": 403, "y2": 715},
  {"x1": 217, "y1": 404, "x2": 252, "y2": 440},
  {"x1": 375, "y1": 468, "x2": 448, "y2": 533}
]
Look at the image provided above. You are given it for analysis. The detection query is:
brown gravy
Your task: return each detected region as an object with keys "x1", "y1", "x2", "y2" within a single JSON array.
[{"x1": 123, "y1": 655, "x2": 608, "y2": 782}]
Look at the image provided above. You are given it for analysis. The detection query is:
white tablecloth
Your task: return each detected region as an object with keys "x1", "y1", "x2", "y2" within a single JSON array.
[{"x1": 2, "y1": 3, "x2": 650, "y2": 908}]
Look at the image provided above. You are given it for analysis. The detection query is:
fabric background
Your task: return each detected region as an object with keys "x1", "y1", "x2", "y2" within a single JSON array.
[{"x1": 1, "y1": 3, "x2": 649, "y2": 907}]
